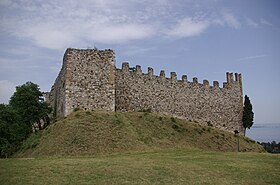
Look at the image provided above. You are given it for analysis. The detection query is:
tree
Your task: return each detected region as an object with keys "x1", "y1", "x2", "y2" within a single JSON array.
[
  {"x1": 0, "y1": 104, "x2": 24, "y2": 157},
  {"x1": 9, "y1": 82, "x2": 51, "y2": 136},
  {"x1": 242, "y1": 95, "x2": 254, "y2": 136}
]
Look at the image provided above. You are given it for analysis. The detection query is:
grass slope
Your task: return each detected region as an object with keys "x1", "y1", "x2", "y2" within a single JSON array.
[
  {"x1": 17, "y1": 111, "x2": 263, "y2": 157},
  {"x1": 1, "y1": 150, "x2": 279, "y2": 185}
]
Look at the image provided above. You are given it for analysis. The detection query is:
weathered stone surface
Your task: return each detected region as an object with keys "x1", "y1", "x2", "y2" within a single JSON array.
[
  {"x1": 48, "y1": 48, "x2": 115, "y2": 117},
  {"x1": 47, "y1": 48, "x2": 244, "y2": 135},
  {"x1": 116, "y1": 66, "x2": 243, "y2": 134}
]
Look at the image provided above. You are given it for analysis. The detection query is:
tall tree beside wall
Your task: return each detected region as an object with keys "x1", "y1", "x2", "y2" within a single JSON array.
[{"x1": 242, "y1": 95, "x2": 254, "y2": 136}]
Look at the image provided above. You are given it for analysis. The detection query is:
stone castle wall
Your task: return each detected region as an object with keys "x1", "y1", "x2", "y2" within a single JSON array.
[
  {"x1": 48, "y1": 51, "x2": 69, "y2": 117},
  {"x1": 48, "y1": 48, "x2": 244, "y2": 134},
  {"x1": 48, "y1": 48, "x2": 115, "y2": 117},
  {"x1": 116, "y1": 63, "x2": 243, "y2": 133}
]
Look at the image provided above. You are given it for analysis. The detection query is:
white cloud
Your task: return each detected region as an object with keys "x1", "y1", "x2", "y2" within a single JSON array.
[
  {"x1": 24, "y1": 24, "x2": 79, "y2": 50},
  {"x1": 199, "y1": 10, "x2": 242, "y2": 30},
  {"x1": 221, "y1": 12, "x2": 241, "y2": 29},
  {"x1": 246, "y1": 18, "x2": 258, "y2": 27},
  {"x1": 237, "y1": 55, "x2": 267, "y2": 61},
  {"x1": 88, "y1": 24, "x2": 155, "y2": 44},
  {"x1": 167, "y1": 17, "x2": 209, "y2": 38},
  {"x1": 0, "y1": 0, "x2": 248, "y2": 50},
  {"x1": 0, "y1": 80, "x2": 15, "y2": 104},
  {"x1": 0, "y1": 1, "x2": 157, "y2": 49},
  {"x1": 260, "y1": 18, "x2": 272, "y2": 26}
]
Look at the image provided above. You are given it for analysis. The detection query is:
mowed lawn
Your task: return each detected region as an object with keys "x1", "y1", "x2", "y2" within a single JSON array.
[{"x1": 0, "y1": 149, "x2": 279, "y2": 185}]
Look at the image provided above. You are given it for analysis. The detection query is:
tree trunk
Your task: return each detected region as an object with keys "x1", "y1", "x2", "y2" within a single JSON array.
[
  {"x1": 46, "y1": 116, "x2": 50, "y2": 126},
  {"x1": 32, "y1": 122, "x2": 37, "y2": 133},
  {"x1": 37, "y1": 120, "x2": 42, "y2": 130}
]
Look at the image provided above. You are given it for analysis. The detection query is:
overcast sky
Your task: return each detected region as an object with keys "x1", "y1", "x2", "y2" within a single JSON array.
[{"x1": 0, "y1": 0, "x2": 279, "y2": 124}]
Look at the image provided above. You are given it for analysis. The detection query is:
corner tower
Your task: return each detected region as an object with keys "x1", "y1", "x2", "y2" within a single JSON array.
[{"x1": 49, "y1": 48, "x2": 115, "y2": 117}]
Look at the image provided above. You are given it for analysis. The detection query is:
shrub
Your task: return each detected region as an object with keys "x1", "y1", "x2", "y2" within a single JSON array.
[
  {"x1": 75, "y1": 113, "x2": 81, "y2": 118},
  {"x1": 172, "y1": 123, "x2": 186, "y2": 133},
  {"x1": 73, "y1": 107, "x2": 81, "y2": 112},
  {"x1": 20, "y1": 132, "x2": 42, "y2": 152},
  {"x1": 194, "y1": 128, "x2": 203, "y2": 135},
  {"x1": 139, "y1": 108, "x2": 152, "y2": 113},
  {"x1": 207, "y1": 121, "x2": 213, "y2": 127},
  {"x1": 172, "y1": 123, "x2": 179, "y2": 130},
  {"x1": 114, "y1": 118, "x2": 122, "y2": 125}
]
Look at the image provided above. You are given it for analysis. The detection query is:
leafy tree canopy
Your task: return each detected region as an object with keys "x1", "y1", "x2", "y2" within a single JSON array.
[
  {"x1": 9, "y1": 82, "x2": 51, "y2": 134},
  {"x1": 0, "y1": 104, "x2": 24, "y2": 157},
  {"x1": 1, "y1": 82, "x2": 51, "y2": 157}
]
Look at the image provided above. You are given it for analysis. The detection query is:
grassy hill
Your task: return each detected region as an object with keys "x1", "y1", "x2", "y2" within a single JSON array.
[{"x1": 17, "y1": 110, "x2": 263, "y2": 157}]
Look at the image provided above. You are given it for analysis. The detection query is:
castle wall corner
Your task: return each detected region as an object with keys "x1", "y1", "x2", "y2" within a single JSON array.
[{"x1": 49, "y1": 48, "x2": 116, "y2": 117}]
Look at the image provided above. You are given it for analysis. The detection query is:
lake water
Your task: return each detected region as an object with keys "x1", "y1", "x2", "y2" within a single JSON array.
[{"x1": 246, "y1": 123, "x2": 280, "y2": 143}]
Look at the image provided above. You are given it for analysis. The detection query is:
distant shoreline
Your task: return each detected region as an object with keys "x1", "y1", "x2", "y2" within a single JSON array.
[{"x1": 247, "y1": 123, "x2": 280, "y2": 143}]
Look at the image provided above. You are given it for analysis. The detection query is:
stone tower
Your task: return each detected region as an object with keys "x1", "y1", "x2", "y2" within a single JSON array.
[{"x1": 48, "y1": 48, "x2": 115, "y2": 117}]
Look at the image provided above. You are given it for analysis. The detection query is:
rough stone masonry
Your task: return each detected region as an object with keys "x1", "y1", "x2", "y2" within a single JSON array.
[{"x1": 46, "y1": 48, "x2": 244, "y2": 134}]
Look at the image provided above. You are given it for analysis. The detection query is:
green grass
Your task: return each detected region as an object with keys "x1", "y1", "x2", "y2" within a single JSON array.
[
  {"x1": 2, "y1": 111, "x2": 277, "y2": 184},
  {"x1": 1, "y1": 149, "x2": 279, "y2": 185},
  {"x1": 16, "y1": 111, "x2": 264, "y2": 157}
]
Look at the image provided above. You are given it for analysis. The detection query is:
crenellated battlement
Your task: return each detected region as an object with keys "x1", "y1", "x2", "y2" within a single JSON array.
[
  {"x1": 116, "y1": 61, "x2": 243, "y2": 134},
  {"x1": 118, "y1": 62, "x2": 242, "y2": 91},
  {"x1": 48, "y1": 48, "x2": 244, "y2": 135}
]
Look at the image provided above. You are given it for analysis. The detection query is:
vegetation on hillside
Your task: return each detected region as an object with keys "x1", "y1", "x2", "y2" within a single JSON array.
[
  {"x1": 260, "y1": 141, "x2": 280, "y2": 153},
  {"x1": 0, "y1": 104, "x2": 25, "y2": 157},
  {"x1": 17, "y1": 110, "x2": 264, "y2": 157},
  {"x1": 0, "y1": 82, "x2": 51, "y2": 158}
]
